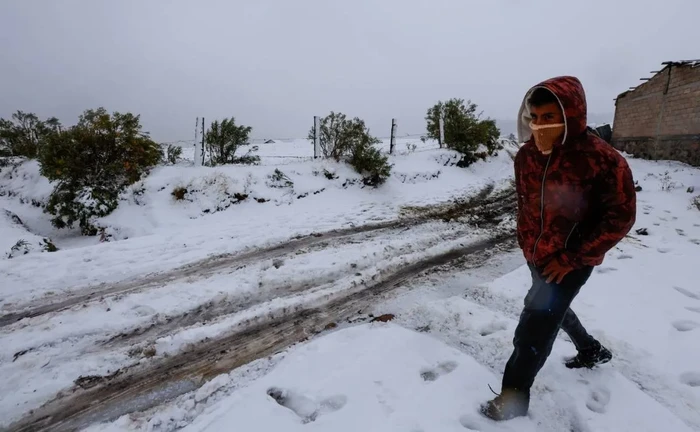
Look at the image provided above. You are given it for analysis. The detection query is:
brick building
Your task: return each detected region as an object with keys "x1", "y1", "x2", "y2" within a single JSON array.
[{"x1": 611, "y1": 60, "x2": 700, "y2": 166}]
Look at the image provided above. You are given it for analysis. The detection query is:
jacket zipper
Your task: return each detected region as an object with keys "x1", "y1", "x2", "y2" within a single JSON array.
[
  {"x1": 564, "y1": 222, "x2": 578, "y2": 249},
  {"x1": 531, "y1": 152, "x2": 553, "y2": 266}
]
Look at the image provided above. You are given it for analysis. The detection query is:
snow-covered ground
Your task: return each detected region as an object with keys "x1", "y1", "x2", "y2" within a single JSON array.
[
  {"x1": 0, "y1": 143, "x2": 516, "y2": 428},
  {"x1": 2, "y1": 142, "x2": 699, "y2": 432},
  {"x1": 120, "y1": 322, "x2": 692, "y2": 432},
  {"x1": 0, "y1": 144, "x2": 514, "y2": 304}
]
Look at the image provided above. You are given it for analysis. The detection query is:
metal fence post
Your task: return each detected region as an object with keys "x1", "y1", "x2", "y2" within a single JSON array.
[{"x1": 313, "y1": 116, "x2": 321, "y2": 158}]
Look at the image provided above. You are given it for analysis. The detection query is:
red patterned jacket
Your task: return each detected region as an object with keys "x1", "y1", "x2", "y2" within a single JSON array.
[{"x1": 514, "y1": 76, "x2": 637, "y2": 269}]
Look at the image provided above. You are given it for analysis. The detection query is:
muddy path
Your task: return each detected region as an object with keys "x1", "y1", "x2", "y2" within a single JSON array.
[
  {"x1": 100, "y1": 222, "x2": 476, "y2": 351},
  {"x1": 7, "y1": 233, "x2": 514, "y2": 432},
  {"x1": 100, "y1": 184, "x2": 515, "y2": 352},
  {"x1": 0, "y1": 183, "x2": 510, "y2": 329}
]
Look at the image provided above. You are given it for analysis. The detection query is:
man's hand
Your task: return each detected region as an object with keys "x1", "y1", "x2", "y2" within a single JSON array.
[{"x1": 542, "y1": 257, "x2": 573, "y2": 284}]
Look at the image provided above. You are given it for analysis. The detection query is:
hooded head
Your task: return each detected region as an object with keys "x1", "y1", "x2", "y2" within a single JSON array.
[{"x1": 516, "y1": 76, "x2": 588, "y2": 147}]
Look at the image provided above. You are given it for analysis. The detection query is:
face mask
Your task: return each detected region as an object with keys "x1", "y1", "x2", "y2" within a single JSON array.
[{"x1": 529, "y1": 121, "x2": 565, "y2": 154}]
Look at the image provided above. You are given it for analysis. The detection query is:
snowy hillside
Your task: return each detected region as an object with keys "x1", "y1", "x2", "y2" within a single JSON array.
[{"x1": 2, "y1": 144, "x2": 699, "y2": 432}]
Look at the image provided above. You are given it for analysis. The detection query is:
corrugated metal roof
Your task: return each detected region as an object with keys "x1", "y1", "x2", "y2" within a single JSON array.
[
  {"x1": 615, "y1": 60, "x2": 700, "y2": 100},
  {"x1": 661, "y1": 59, "x2": 700, "y2": 67}
]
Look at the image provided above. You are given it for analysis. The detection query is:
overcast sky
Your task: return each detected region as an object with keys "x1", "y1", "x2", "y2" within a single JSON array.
[{"x1": 1, "y1": 0, "x2": 698, "y2": 142}]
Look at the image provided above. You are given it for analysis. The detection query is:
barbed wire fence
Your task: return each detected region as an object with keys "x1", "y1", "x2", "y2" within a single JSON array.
[{"x1": 158, "y1": 116, "x2": 448, "y2": 167}]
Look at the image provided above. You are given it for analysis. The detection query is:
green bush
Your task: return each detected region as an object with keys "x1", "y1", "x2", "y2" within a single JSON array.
[
  {"x1": 310, "y1": 112, "x2": 392, "y2": 186},
  {"x1": 347, "y1": 137, "x2": 392, "y2": 187},
  {"x1": 267, "y1": 169, "x2": 294, "y2": 188},
  {"x1": 0, "y1": 111, "x2": 62, "y2": 159},
  {"x1": 38, "y1": 108, "x2": 162, "y2": 235},
  {"x1": 230, "y1": 145, "x2": 261, "y2": 165},
  {"x1": 165, "y1": 144, "x2": 183, "y2": 165},
  {"x1": 205, "y1": 117, "x2": 253, "y2": 165},
  {"x1": 425, "y1": 98, "x2": 501, "y2": 167},
  {"x1": 308, "y1": 112, "x2": 372, "y2": 161}
]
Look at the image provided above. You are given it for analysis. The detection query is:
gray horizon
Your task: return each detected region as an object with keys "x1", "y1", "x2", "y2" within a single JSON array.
[{"x1": 1, "y1": 0, "x2": 697, "y2": 143}]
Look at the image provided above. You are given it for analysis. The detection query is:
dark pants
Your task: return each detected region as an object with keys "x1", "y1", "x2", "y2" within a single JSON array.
[{"x1": 501, "y1": 263, "x2": 597, "y2": 394}]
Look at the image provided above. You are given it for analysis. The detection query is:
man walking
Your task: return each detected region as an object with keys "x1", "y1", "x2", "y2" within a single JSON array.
[{"x1": 481, "y1": 76, "x2": 637, "y2": 421}]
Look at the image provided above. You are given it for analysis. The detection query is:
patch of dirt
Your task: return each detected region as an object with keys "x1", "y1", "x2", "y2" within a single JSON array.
[{"x1": 370, "y1": 314, "x2": 395, "y2": 323}]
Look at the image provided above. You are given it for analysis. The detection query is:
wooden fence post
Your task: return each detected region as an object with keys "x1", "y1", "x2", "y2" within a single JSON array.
[
  {"x1": 201, "y1": 117, "x2": 206, "y2": 166},
  {"x1": 194, "y1": 117, "x2": 200, "y2": 166},
  {"x1": 438, "y1": 116, "x2": 445, "y2": 148}
]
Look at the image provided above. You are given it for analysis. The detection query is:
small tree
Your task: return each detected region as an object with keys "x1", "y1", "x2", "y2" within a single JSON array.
[
  {"x1": 205, "y1": 117, "x2": 253, "y2": 165},
  {"x1": 426, "y1": 99, "x2": 501, "y2": 167},
  {"x1": 39, "y1": 107, "x2": 162, "y2": 235},
  {"x1": 0, "y1": 111, "x2": 62, "y2": 158},
  {"x1": 348, "y1": 138, "x2": 392, "y2": 186},
  {"x1": 165, "y1": 144, "x2": 183, "y2": 165},
  {"x1": 308, "y1": 112, "x2": 372, "y2": 161},
  {"x1": 310, "y1": 112, "x2": 392, "y2": 186}
]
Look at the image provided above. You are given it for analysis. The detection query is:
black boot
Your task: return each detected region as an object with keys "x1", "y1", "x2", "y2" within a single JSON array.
[
  {"x1": 565, "y1": 342, "x2": 612, "y2": 369},
  {"x1": 480, "y1": 388, "x2": 529, "y2": 421}
]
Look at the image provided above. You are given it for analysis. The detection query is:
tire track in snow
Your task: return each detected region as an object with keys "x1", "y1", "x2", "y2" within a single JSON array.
[
  {"x1": 97, "y1": 184, "x2": 514, "y2": 352},
  {"x1": 101, "y1": 223, "x2": 477, "y2": 351},
  {"x1": 0, "y1": 224, "x2": 399, "y2": 329},
  {"x1": 7, "y1": 221, "x2": 481, "y2": 364},
  {"x1": 0, "y1": 183, "x2": 511, "y2": 329},
  {"x1": 3, "y1": 194, "x2": 510, "y2": 363},
  {"x1": 7, "y1": 235, "x2": 513, "y2": 432}
]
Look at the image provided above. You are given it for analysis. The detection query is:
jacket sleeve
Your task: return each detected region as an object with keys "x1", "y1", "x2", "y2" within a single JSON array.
[
  {"x1": 559, "y1": 154, "x2": 636, "y2": 268},
  {"x1": 514, "y1": 150, "x2": 525, "y2": 250}
]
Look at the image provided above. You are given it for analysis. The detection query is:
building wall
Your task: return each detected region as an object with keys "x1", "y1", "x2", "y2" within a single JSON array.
[{"x1": 612, "y1": 64, "x2": 700, "y2": 166}]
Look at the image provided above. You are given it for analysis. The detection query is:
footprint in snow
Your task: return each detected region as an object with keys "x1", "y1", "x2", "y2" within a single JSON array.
[
  {"x1": 672, "y1": 320, "x2": 700, "y2": 332},
  {"x1": 674, "y1": 286, "x2": 700, "y2": 300},
  {"x1": 131, "y1": 305, "x2": 156, "y2": 317},
  {"x1": 420, "y1": 361, "x2": 458, "y2": 382},
  {"x1": 479, "y1": 321, "x2": 508, "y2": 337},
  {"x1": 373, "y1": 380, "x2": 396, "y2": 415},
  {"x1": 596, "y1": 267, "x2": 618, "y2": 274},
  {"x1": 679, "y1": 372, "x2": 700, "y2": 388},
  {"x1": 459, "y1": 415, "x2": 482, "y2": 430},
  {"x1": 586, "y1": 386, "x2": 611, "y2": 414},
  {"x1": 266, "y1": 387, "x2": 347, "y2": 423},
  {"x1": 690, "y1": 239, "x2": 700, "y2": 246},
  {"x1": 686, "y1": 306, "x2": 700, "y2": 314},
  {"x1": 676, "y1": 229, "x2": 687, "y2": 236},
  {"x1": 617, "y1": 254, "x2": 634, "y2": 260},
  {"x1": 656, "y1": 247, "x2": 672, "y2": 254}
]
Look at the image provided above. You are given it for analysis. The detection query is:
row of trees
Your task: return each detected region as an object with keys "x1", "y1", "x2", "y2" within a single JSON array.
[
  {"x1": 305, "y1": 98, "x2": 502, "y2": 182},
  {"x1": 0, "y1": 98, "x2": 500, "y2": 236}
]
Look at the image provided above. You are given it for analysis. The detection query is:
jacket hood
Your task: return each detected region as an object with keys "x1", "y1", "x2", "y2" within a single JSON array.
[{"x1": 517, "y1": 76, "x2": 588, "y2": 145}]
